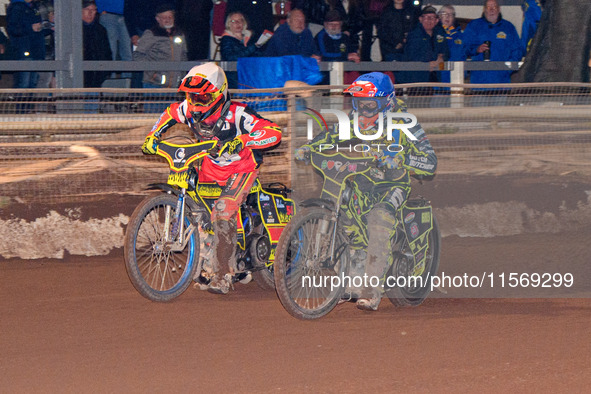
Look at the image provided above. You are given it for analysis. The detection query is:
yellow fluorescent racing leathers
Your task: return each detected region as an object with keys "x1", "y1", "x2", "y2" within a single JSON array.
[{"x1": 303, "y1": 98, "x2": 437, "y2": 185}]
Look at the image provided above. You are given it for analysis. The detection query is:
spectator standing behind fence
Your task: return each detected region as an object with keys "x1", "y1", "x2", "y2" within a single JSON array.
[
  {"x1": 226, "y1": 0, "x2": 274, "y2": 42},
  {"x1": 463, "y1": 0, "x2": 523, "y2": 84},
  {"x1": 124, "y1": 0, "x2": 161, "y2": 88},
  {"x1": 438, "y1": 4, "x2": 465, "y2": 83},
  {"x1": 6, "y1": 0, "x2": 45, "y2": 90},
  {"x1": 36, "y1": 0, "x2": 55, "y2": 88},
  {"x1": 95, "y1": 0, "x2": 132, "y2": 68},
  {"x1": 264, "y1": 9, "x2": 319, "y2": 59},
  {"x1": 220, "y1": 11, "x2": 263, "y2": 88},
  {"x1": 403, "y1": 5, "x2": 449, "y2": 85},
  {"x1": 314, "y1": 9, "x2": 360, "y2": 84},
  {"x1": 176, "y1": 0, "x2": 214, "y2": 61},
  {"x1": 125, "y1": 0, "x2": 161, "y2": 48},
  {"x1": 377, "y1": 0, "x2": 418, "y2": 62},
  {"x1": 359, "y1": 0, "x2": 389, "y2": 61},
  {"x1": 82, "y1": 0, "x2": 112, "y2": 88},
  {"x1": 521, "y1": 0, "x2": 542, "y2": 54},
  {"x1": 133, "y1": 3, "x2": 187, "y2": 88}
]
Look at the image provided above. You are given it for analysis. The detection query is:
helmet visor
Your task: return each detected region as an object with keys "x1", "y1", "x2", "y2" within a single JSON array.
[{"x1": 188, "y1": 91, "x2": 220, "y2": 106}]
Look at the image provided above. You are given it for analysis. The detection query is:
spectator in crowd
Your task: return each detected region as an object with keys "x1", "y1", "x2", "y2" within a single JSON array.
[
  {"x1": 403, "y1": 5, "x2": 449, "y2": 85},
  {"x1": 6, "y1": 0, "x2": 45, "y2": 90},
  {"x1": 438, "y1": 4, "x2": 465, "y2": 84},
  {"x1": 463, "y1": 0, "x2": 523, "y2": 84},
  {"x1": 91, "y1": 0, "x2": 130, "y2": 102},
  {"x1": 439, "y1": 5, "x2": 464, "y2": 62},
  {"x1": 264, "y1": 9, "x2": 319, "y2": 59},
  {"x1": 377, "y1": 0, "x2": 418, "y2": 62},
  {"x1": 334, "y1": 0, "x2": 364, "y2": 57},
  {"x1": 0, "y1": 29, "x2": 9, "y2": 81},
  {"x1": 0, "y1": 29, "x2": 8, "y2": 59},
  {"x1": 124, "y1": 0, "x2": 162, "y2": 88},
  {"x1": 521, "y1": 0, "x2": 542, "y2": 53},
  {"x1": 125, "y1": 0, "x2": 162, "y2": 47},
  {"x1": 295, "y1": 0, "x2": 363, "y2": 37},
  {"x1": 220, "y1": 11, "x2": 263, "y2": 88},
  {"x1": 133, "y1": 3, "x2": 188, "y2": 88},
  {"x1": 82, "y1": 0, "x2": 112, "y2": 88},
  {"x1": 359, "y1": 0, "x2": 390, "y2": 61},
  {"x1": 95, "y1": 0, "x2": 132, "y2": 65},
  {"x1": 314, "y1": 9, "x2": 360, "y2": 84},
  {"x1": 226, "y1": 0, "x2": 274, "y2": 42},
  {"x1": 37, "y1": 0, "x2": 55, "y2": 88},
  {"x1": 176, "y1": 0, "x2": 214, "y2": 61}
]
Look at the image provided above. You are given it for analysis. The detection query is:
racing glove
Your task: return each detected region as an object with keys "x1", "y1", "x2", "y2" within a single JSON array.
[
  {"x1": 380, "y1": 155, "x2": 402, "y2": 169},
  {"x1": 141, "y1": 135, "x2": 159, "y2": 155},
  {"x1": 294, "y1": 146, "x2": 311, "y2": 161},
  {"x1": 218, "y1": 137, "x2": 244, "y2": 156}
]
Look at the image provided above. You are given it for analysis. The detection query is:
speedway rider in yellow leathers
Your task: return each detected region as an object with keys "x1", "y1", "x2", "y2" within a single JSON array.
[
  {"x1": 295, "y1": 72, "x2": 437, "y2": 311},
  {"x1": 141, "y1": 63, "x2": 282, "y2": 294}
]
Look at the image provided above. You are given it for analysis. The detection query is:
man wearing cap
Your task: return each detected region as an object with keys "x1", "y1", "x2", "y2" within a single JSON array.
[
  {"x1": 403, "y1": 5, "x2": 449, "y2": 85},
  {"x1": 82, "y1": 0, "x2": 112, "y2": 87},
  {"x1": 314, "y1": 9, "x2": 360, "y2": 83},
  {"x1": 132, "y1": 3, "x2": 187, "y2": 88}
]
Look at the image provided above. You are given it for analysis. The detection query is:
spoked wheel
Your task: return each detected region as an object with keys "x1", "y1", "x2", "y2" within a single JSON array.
[
  {"x1": 385, "y1": 215, "x2": 441, "y2": 306},
  {"x1": 274, "y1": 208, "x2": 349, "y2": 320},
  {"x1": 124, "y1": 193, "x2": 200, "y2": 302}
]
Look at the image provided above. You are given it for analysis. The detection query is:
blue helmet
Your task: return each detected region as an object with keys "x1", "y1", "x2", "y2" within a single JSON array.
[{"x1": 344, "y1": 72, "x2": 395, "y2": 117}]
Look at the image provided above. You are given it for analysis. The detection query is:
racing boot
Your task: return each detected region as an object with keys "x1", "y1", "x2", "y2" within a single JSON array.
[
  {"x1": 207, "y1": 218, "x2": 238, "y2": 295},
  {"x1": 207, "y1": 273, "x2": 232, "y2": 295},
  {"x1": 356, "y1": 289, "x2": 382, "y2": 311}
]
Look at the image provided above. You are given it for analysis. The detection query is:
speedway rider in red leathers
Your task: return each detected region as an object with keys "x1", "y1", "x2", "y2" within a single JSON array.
[{"x1": 141, "y1": 63, "x2": 282, "y2": 294}]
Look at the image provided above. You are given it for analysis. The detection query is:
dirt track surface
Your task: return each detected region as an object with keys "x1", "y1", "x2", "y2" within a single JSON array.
[{"x1": 2, "y1": 249, "x2": 590, "y2": 393}]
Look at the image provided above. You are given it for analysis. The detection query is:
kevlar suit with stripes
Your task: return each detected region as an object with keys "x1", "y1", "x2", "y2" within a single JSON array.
[
  {"x1": 303, "y1": 98, "x2": 437, "y2": 298},
  {"x1": 146, "y1": 100, "x2": 282, "y2": 278}
]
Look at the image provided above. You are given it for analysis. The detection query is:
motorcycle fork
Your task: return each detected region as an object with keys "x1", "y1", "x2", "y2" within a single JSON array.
[
  {"x1": 166, "y1": 189, "x2": 197, "y2": 252},
  {"x1": 315, "y1": 207, "x2": 342, "y2": 265}
]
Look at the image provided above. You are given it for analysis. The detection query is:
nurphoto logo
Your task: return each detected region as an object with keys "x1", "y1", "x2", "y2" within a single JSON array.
[{"x1": 303, "y1": 108, "x2": 418, "y2": 153}]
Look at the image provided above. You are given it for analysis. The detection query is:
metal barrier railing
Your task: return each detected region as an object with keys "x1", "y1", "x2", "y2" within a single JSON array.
[{"x1": 0, "y1": 60, "x2": 522, "y2": 87}]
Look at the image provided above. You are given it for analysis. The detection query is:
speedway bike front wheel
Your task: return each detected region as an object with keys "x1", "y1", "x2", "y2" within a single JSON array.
[
  {"x1": 124, "y1": 193, "x2": 200, "y2": 302},
  {"x1": 274, "y1": 207, "x2": 350, "y2": 320}
]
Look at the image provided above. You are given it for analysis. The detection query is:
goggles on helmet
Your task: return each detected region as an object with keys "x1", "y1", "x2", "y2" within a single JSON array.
[
  {"x1": 188, "y1": 91, "x2": 221, "y2": 107},
  {"x1": 352, "y1": 97, "x2": 389, "y2": 115}
]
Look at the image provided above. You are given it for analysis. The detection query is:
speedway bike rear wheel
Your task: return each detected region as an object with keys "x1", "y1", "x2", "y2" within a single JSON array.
[
  {"x1": 274, "y1": 207, "x2": 349, "y2": 320},
  {"x1": 385, "y1": 215, "x2": 441, "y2": 306},
  {"x1": 124, "y1": 193, "x2": 200, "y2": 302}
]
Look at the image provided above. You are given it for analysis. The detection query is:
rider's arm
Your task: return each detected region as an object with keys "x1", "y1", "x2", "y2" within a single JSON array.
[
  {"x1": 303, "y1": 123, "x2": 340, "y2": 149},
  {"x1": 400, "y1": 122, "x2": 437, "y2": 176},
  {"x1": 236, "y1": 106, "x2": 282, "y2": 150},
  {"x1": 146, "y1": 102, "x2": 184, "y2": 138}
]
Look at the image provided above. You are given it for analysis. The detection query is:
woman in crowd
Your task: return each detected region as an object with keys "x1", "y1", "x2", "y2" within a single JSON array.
[{"x1": 220, "y1": 11, "x2": 262, "y2": 89}]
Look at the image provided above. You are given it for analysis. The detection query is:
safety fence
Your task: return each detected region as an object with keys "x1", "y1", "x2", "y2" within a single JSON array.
[{"x1": 0, "y1": 82, "x2": 590, "y2": 204}]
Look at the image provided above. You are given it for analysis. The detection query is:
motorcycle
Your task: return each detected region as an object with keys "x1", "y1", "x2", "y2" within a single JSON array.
[
  {"x1": 124, "y1": 136, "x2": 295, "y2": 302},
  {"x1": 273, "y1": 149, "x2": 441, "y2": 319}
]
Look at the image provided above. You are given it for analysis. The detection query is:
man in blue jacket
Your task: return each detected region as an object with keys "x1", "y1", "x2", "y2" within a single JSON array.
[
  {"x1": 403, "y1": 5, "x2": 449, "y2": 84},
  {"x1": 463, "y1": 0, "x2": 523, "y2": 84},
  {"x1": 521, "y1": 0, "x2": 542, "y2": 54},
  {"x1": 265, "y1": 9, "x2": 319, "y2": 59},
  {"x1": 6, "y1": 0, "x2": 45, "y2": 89}
]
